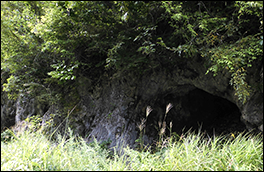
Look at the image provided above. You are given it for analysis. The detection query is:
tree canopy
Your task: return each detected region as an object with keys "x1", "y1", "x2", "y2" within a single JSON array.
[{"x1": 1, "y1": 1, "x2": 263, "y2": 105}]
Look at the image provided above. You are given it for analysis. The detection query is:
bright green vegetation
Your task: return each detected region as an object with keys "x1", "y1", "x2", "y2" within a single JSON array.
[
  {"x1": 1, "y1": 128, "x2": 263, "y2": 171},
  {"x1": 1, "y1": 1, "x2": 263, "y2": 106}
]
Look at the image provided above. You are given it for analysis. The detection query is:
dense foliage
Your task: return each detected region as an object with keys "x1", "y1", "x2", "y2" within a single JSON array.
[{"x1": 1, "y1": 1, "x2": 263, "y2": 104}]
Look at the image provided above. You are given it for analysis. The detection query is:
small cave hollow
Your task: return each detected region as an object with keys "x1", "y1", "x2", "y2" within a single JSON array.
[{"x1": 145, "y1": 88, "x2": 247, "y2": 139}]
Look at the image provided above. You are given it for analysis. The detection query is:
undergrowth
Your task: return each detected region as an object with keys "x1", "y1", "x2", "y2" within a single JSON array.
[{"x1": 1, "y1": 126, "x2": 263, "y2": 171}]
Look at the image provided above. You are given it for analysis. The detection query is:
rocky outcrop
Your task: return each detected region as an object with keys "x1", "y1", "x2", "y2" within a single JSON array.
[
  {"x1": 241, "y1": 92, "x2": 263, "y2": 131},
  {"x1": 240, "y1": 64, "x2": 263, "y2": 132},
  {"x1": 1, "y1": 93, "x2": 48, "y2": 131},
  {"x1": 73, "y1": 56, "x2": 262, "y2": 150},
  {"x1": 1, "y1": 89, "x2": 16, "y2": 131},
  {"x1": 1, "y1": 56, "x2": 263, "y2": 150}
]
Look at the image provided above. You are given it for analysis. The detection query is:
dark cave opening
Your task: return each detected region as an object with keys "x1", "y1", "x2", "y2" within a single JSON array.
[
  {"x1": 174, "y1": 88, "x2": 246, "y2": 135},
  {"x1": 145, "y1": 88, "x2": 247, "y2": 139}
]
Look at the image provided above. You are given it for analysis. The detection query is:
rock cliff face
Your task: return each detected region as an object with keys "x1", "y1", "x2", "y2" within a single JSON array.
[
  {"x1": 1, "y1": 89, "x2": 16, "y2": 131},
  {"x1": 1, "y1": 56, "x2": 263, "y2": 150},
  {"x1": 77, "y1": 57, "x2": 262, "y2": 150}
]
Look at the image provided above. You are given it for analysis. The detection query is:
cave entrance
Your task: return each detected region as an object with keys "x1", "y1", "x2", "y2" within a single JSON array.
[
  {"x1": 166, "y1": 88, "x2": 247, "y2": 136},
  {"x1": 146, "y1": 88, "x2": 247, "y2": 139}
]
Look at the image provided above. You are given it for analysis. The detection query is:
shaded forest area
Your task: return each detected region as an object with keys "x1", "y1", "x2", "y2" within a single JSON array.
[{"x1": 1, "y1": 1, "x2": 263, "y2": 117}]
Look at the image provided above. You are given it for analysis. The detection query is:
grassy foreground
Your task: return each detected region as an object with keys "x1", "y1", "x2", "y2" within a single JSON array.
[{"x1": 1, "y1": 129, "x2": 263, "y2": 171}]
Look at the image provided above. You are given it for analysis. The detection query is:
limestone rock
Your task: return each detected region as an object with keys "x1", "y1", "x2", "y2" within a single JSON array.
[
  {"x1": 1, "y1": 57, "x2": 262, "y2": 151},
  {"x1": 77, "y1": 57, "x2": 262, "y2": 150}
]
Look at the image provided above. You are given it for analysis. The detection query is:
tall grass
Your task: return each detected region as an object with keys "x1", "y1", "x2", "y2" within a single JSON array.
[{"x1": 1, "y1": 128, "x2": 263, "y2": 171}]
